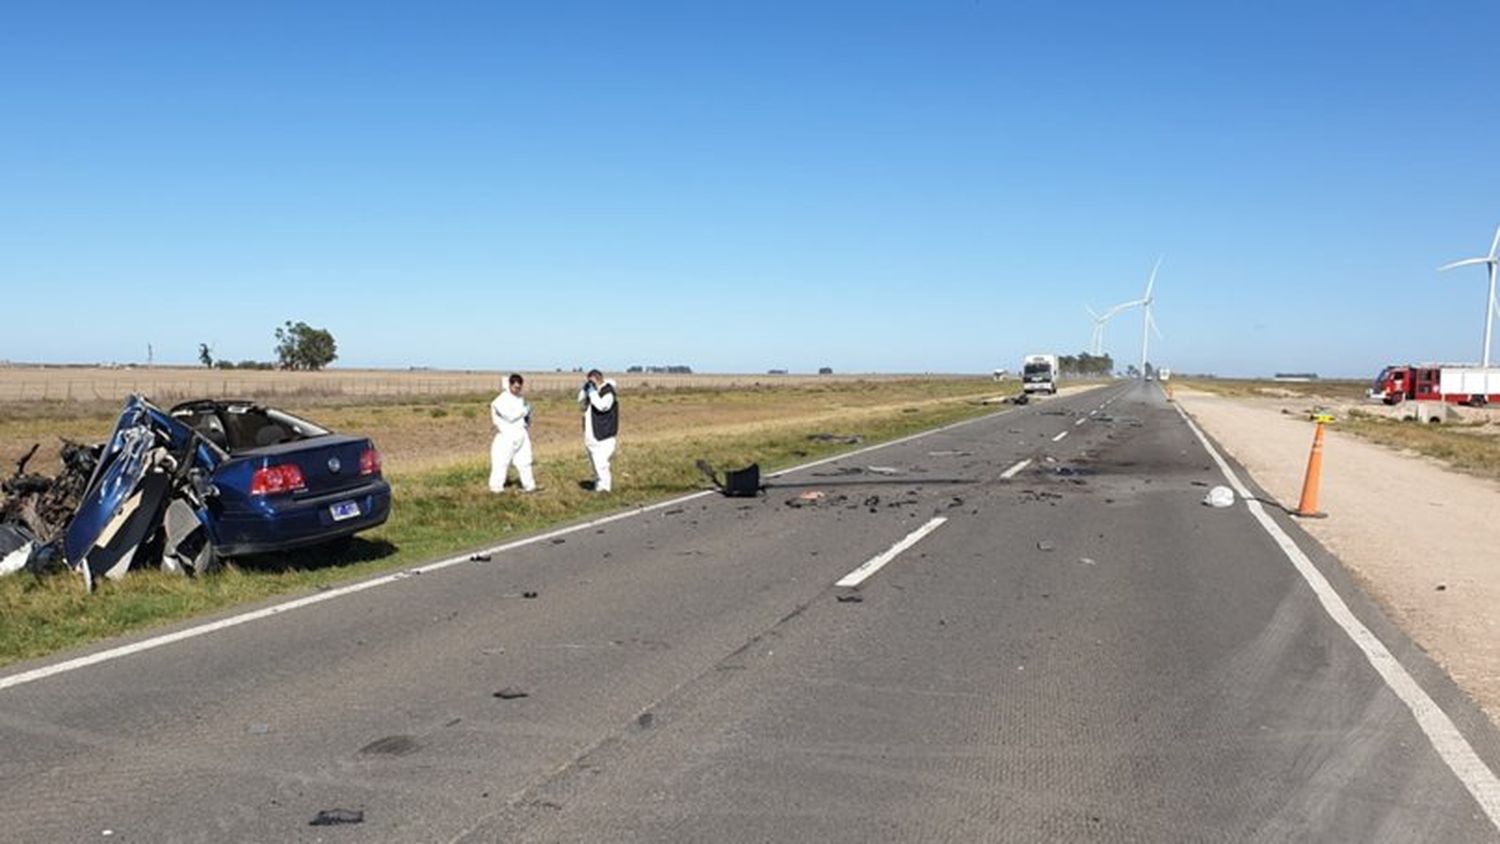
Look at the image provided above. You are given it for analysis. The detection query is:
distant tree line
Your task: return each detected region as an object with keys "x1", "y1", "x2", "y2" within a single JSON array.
[
  {"x1": 1058, "y1": 351, "x2": 1114, "y2": 376},
  {"x1": 626, "y1": 365, "x2": 693, "y2": 374}
]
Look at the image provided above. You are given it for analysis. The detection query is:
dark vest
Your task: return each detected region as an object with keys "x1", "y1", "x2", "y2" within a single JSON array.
[{"x1": 590, "y1": 384, "x2": 619, "y2": 440}]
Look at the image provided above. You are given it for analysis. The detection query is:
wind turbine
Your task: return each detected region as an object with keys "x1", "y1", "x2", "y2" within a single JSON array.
[
  {"x1": 1138, "y1": 257, "x2": 1163, "y2": 377},
  {"x1": 1438, "y1": 225, "x2": 1500, "y2": 367},
  {"x1": 1085, "y1": 305, "x2": 1106, "y2": 355},
  {"x1": 1085, "y1": 302, "x2": 1134, "y2": 356}
]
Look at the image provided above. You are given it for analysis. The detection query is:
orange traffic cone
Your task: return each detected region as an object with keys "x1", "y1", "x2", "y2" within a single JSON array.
[{"x1": 1294, "y1": 418, "x2": 1331, "y2": 518}]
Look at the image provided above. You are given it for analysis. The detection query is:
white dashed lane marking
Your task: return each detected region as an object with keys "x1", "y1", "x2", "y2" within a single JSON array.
[
  {"x1": 835, "y1": 517, "x2": 948, "y2": 588},
  {"x1": 1000, "y1": 459, "x2": 1032, "y2": 479}
]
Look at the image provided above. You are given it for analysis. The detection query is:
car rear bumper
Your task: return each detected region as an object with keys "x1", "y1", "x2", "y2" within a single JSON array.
[{"x1": 211, "y1": 479, "x2": 391, "y2": 557}]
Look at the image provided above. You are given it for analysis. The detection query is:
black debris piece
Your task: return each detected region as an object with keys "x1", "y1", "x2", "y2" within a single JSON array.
[
  {"x1": 807, "y1": 433, "x2": 865, "y2": 445},
  {"x1": 470, "y1": 553, "x2": 492, "y2": 562},
  {"x1": 493, "y1": 687, "x2": 530, "y2": 700},
  {"x1": 696, "y1": 460, "x2": 763, "y2": 497},
  {"x1": 663, "y1": 508, "x2": 685, "y2": 516},
  {"x1": 309, "y1": 809, "x2": 364, "y2": 826},
  {"x1": 522, "y1": 591, "x2": 539, "y2": 599},
  {"x1": 550, "y1": 538, "x2": 566, "y2": 545},
  {"x1": 636, "y1": 712, "x2": 655, "y2": 728},
  {"x1": 836, "y1": 594, "x2": 864, "y2": 603}
]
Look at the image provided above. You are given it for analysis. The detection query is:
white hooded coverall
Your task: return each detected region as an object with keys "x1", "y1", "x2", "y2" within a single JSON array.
[
  {"x1": 578, "y1": 380, "x2": 617, "y2": 492},
  {"x1": 489, "y1": 389, "x2": 535, "y2": 492}
]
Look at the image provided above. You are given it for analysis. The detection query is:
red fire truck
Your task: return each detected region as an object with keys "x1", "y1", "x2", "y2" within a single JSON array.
[{"x1": 1369, "y1": 364, "x2": 1500, "y2": 406}]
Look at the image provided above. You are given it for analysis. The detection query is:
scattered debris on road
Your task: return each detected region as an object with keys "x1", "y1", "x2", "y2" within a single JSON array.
[
  {"x1": 469, "y1": 553, "x2": 492, "y2": 562},
  {"x1": 812, "y1": 466, "x2": 864, "y2": 477},
  {"x1": 493, "y1": 687, "x2": 530, "y2": 700},
  {"x1": 1203, "y1": 486, "x2": 1236, "y2": 508},
  {"x1": 807, "y1": 433, "x2": 865, "y2": 445},
  {"x1": 836, "y1": 594, "x2": 864, "y2": 603},
  {"x1": 696, "y1": 460, "x2": 763, "y2": 497},
  {"x1": 1036, "y1": 540, "x2": 1056, "y2": 552},
  {"x1": 309, "y1": 809, "x2": 364, "y2": 827},
  {"x1": 866, "y1": 466, "x2": 901, "y2": 475},
  {"x1": 1079, "y1": 557, "x2": 1097, "y2": 565}
]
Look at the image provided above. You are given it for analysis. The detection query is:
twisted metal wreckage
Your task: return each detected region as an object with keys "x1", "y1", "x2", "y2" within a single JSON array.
[{"x1": 1, "y1": 396, "x2": 221, "y2": 589}]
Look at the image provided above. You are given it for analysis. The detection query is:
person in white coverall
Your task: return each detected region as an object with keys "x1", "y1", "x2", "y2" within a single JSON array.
[
  {"x1": 577, "y1": 369, "x2": 618, "y2": 492},
  {"x1": 489, "y1": 373, "x2": 537, "y2": 492}
]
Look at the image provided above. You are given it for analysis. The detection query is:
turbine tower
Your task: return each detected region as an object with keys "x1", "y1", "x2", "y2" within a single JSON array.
[
  {"x1": 1439, "y1": 225, "x2": 1500, "y2": 367},
  {"x1": 1138, "y1": 257, "x2": 1163, "y2": 377}
]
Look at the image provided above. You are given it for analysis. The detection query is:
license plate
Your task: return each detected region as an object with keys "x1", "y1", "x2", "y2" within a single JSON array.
[{"x1": 330, "y1": 500, "x2": 360, "y2": 521}]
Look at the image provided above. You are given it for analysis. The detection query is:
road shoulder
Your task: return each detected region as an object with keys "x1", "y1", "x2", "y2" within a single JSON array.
[{"x1": 1174, "y1": 388, "x2": 1500, "y2": 726}]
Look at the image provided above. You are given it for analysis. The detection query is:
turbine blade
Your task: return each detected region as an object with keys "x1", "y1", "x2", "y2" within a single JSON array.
[
  {"x1": 1085, "y1": 304, "x2": 1100, "y2": 320},
  {"x1": 1440, "y1": 258, "x2": 1490, "y2": 271},
  {"x1": 1490, "y1": 225, "x2": 1500, "y2": 261},
  {"x1": 1149, "y1": 311, "x2": 1164, "y2": 340},
  {"x1": 1144, "y1": 255, "x2": 1163, "y2": 298}
]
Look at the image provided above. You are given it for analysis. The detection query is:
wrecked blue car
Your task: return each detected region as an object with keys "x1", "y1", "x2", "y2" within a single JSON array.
[{"x1": 63, "y1": 396, "x2": 391, "y2": 589}]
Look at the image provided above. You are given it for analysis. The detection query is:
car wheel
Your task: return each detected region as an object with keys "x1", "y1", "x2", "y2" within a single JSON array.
[{"x1": 195, "y1": 544, "x2": 225, "y2": 576}]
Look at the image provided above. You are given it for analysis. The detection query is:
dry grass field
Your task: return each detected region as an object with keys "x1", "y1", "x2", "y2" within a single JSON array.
[
  {"x1": 0, "y1": 377, "x2": 1014, "y2": 666},
  {"x1": 0, "y1": 364, "x2": 975, "y2": 403}
]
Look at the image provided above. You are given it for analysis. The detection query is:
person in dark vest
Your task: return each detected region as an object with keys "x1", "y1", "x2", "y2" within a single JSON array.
[{"x1": 577, "y1": 369, "x2": 618, "y2": 492}]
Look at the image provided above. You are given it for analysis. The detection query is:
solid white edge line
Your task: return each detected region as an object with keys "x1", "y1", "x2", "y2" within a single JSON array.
[
  {"x1": 1051, "y1": 431, "x2": 1068, "y2": 442},
  {"x1": 2, "y1": 390, "x2": 1104, "y2": 693},
  {"x1": 1172, "y1": 403, "x2": 1500, "y2": 830},
  {"x1": 1000, "y1": 459, "x2": 1032, "y2": 479},
  {"x1": 835, "y1": 517, "x2": 947, "y2": 588}
]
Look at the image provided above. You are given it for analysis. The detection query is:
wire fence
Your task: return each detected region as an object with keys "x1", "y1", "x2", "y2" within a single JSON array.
[{"x1": 0, "y1": 369, "x2": 966, "y2": 405}]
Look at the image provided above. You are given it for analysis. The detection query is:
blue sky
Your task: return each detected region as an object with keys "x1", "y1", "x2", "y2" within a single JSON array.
[{"x1": 4, "y1": 1, "x2": 1498, "y2": 377}]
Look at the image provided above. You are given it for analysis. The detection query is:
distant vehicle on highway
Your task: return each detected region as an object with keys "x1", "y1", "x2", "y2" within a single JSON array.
[
  {"x1": 1368, "y1": 364, "x2": 1500, "y2": 406},
  {"x1": 1021, "y1": 354, "x2": 1059, "y2": 395},
  {"x1": 65, "y1": 396, "x2": 391, "y2": 586}
]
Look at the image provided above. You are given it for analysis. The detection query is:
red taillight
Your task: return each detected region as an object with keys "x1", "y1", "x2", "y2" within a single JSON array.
[
  {"x1": 360, "y1": 447, "x2": 381, "y2": 476},
  {"x1": 250, "y1": 464, "x2": 306, "y2": 496}
]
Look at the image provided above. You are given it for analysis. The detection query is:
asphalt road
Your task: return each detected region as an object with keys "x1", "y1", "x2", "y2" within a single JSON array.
[{"x1": 3, "y1": 382, "x2": 1499, "y2": 842}]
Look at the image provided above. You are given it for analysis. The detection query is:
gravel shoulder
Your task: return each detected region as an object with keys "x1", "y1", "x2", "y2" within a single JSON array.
[{"x1": 1175, "y1": 388, "x2": 1500, "y2": 724}]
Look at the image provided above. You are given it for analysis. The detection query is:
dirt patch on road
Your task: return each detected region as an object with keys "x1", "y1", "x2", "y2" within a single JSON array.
[{"x1": 1176, "y1": 389, "x2": 1500, "y2": 725}]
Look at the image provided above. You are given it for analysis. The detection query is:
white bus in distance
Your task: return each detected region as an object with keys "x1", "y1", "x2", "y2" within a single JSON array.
[{"x1": 1022, "y1": 354, "x2": 1059, "y2": 395}]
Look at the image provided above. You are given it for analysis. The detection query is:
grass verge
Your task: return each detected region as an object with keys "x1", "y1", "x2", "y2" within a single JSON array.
[
  {"x1": 1339, "y1": 411, "x2": 1500, "y2": 481},
  {"x1": 1180, "y1": 378, "x2": 1500, "y2": 481},
  {"x1": 0, "y1": 387, "x2": 1005, "y2": 668}
]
